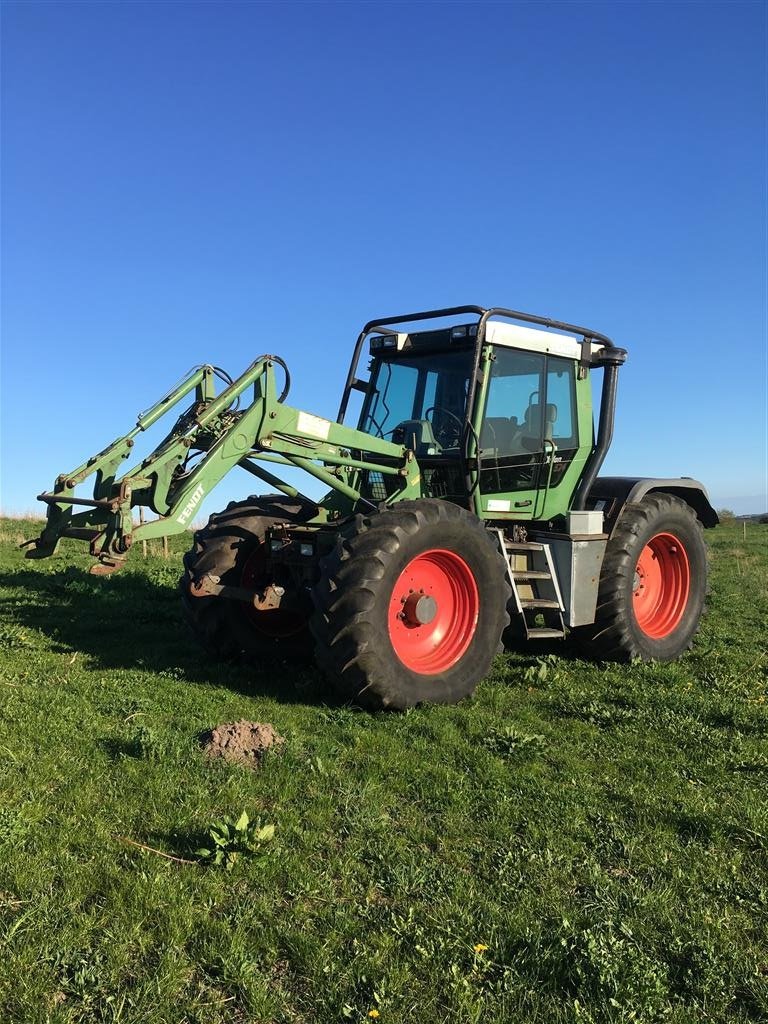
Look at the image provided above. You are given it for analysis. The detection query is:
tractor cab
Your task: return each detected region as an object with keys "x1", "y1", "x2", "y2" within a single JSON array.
[{"x1": 344, "y1": 306, "x2": 624, "y2": 523}]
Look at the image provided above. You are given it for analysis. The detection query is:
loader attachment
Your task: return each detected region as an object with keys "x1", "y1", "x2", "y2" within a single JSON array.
[
  {"x1": 24, "y1": 363, "x2": 220, "y2": 571},
  {"x1": 24, "y1": 355, "x2": 418, "y2": 572}
]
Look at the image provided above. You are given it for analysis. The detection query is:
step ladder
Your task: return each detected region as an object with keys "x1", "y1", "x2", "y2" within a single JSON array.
[{"x1": 497, "y1": 532, "x2": 566, "y2": 641}]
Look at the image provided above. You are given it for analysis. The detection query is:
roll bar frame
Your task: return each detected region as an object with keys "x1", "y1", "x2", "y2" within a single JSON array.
[{"x1": 337, "y1": 304, "x2": 626, "y2": 514}]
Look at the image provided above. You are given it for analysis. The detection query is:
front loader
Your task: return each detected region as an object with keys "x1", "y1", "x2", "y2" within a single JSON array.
[{"x1": 26, "y1": 305, "x2": 718, "y2": 709}]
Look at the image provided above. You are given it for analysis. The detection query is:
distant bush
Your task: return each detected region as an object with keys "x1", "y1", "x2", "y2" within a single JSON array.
[{"x1": 716, "y1": 508, "x2": 736, "y2": 521}]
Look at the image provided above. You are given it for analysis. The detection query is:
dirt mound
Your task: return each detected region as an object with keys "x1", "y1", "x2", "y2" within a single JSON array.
[{"x1": 201, "y1": 720, "x2": 284, "y2": 767}]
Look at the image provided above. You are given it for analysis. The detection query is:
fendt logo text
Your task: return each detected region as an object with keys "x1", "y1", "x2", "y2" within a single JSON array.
[{"x1": 176, "y1": 484, "x2": 205, "y2": 525}]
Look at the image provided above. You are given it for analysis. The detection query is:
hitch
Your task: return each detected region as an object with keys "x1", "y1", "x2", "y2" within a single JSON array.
[{"x1": 190, "y1": 573, "x2": 287, "y2": 610}]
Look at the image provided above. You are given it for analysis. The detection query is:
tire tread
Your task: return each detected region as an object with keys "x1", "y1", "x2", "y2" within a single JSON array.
[
  {"x1": 310, "y1": 499, "x2": 510, "y2": 709},
  {"x1": 578, "y1": 492, "x2": 707, "y2": 661}
]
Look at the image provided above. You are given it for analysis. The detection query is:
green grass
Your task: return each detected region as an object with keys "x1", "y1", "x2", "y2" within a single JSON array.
[{"x1": 0, "y1": 517, "x2": 766, "y2": 1023}]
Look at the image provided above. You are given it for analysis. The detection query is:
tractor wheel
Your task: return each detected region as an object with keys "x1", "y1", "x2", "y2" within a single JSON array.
[
  {"x1": 578, "y1": 493, "x2": 707, "y2": 662},
  {"x1": 180, "y1": 495, "x2": 314, "y2": 663},
  {"x1": 310, "y1": 499, "x2": 510, "y2": 710}
]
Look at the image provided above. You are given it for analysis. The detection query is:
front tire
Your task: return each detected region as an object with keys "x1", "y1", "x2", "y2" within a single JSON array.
[
  {"x1": 578, "y1": 493, "x2": 707, "y2": 661},
  {"x1": 181, "y1": 496, "x2": 314, "y2": 663},
  {"x1": 310, "y1": 499, "x2": 510, "y2": 710}
]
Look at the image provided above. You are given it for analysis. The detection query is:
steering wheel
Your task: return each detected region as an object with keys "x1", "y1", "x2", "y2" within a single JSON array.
[{"x1": 424, "y1": 406, "x2": 464, "y2": 448}]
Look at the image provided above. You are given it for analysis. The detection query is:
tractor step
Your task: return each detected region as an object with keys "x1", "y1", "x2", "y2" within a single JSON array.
[{"x1": 497, "y1": 530, "x2": 567, "y2": 644}]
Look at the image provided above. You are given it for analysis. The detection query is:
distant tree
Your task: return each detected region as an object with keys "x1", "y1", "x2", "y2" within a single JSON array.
[
  {"x1": 717, "y1": 508, "x2": 736, "y2": 521},
  {"x1": 760, "y1": 514, "x2": 768, "y2": 525}
]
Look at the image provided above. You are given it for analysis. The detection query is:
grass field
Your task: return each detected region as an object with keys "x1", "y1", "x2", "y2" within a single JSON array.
[{"x1": 0, "y1": 517, "x2": 765, "y2": 1023}]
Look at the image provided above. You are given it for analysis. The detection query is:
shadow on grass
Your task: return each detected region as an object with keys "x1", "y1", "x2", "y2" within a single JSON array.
[
  {"x1": 148, "y1": 828, "x2": 210, "y2": 862},
  {"x1": 114, "y1": 827, "x2": 210, "y2": 865},
  {"x1": 0, "y1": 568, "x2": 334, "y2": 706}
]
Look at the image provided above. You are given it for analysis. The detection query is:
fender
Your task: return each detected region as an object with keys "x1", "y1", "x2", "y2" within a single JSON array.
[{"x1": 587, "y1": 476, "x2": 719, "y2": 531}]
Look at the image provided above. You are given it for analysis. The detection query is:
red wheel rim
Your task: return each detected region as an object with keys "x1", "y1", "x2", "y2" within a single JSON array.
[
  {"x1": 632, "y1": 532, "x2": 690, "y2": 639},
  {"x1": 241, "y1": 545, "x2": 306, "y2": 639},
  {"x1": 387, "y1": 549, "x2": 479, "y2": 674}
]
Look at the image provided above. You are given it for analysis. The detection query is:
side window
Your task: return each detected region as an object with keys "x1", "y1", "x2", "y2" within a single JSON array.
[
  {"x1": 546, "y1": 357, "x2": 577, "y2": 446},
  {"x1": 364, "y1": 362, "x2": 419, "y2": 437},
  {"x1": 481, "y1": 349, "x2": 545, "y2": 455},
  {"x1": 422, "y1": 370, "x2": 438, "y2": 414},
  {"x1": 480, "y1": 347, "x2": 580, "y2": 495}
]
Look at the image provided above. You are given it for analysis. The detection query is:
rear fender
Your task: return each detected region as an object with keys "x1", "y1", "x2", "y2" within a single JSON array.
[{"x1": 587, "y1": 477, "x2": 719, "y2": 532}]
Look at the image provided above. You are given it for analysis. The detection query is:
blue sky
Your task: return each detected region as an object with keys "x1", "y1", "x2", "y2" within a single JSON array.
[{"x1": 1, "y1": 0, "x2": 766, "y2": 517}]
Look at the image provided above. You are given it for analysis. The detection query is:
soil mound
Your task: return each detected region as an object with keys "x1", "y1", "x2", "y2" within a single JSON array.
[{"x1": 201, "y1": 720, "x2": 284, "y2": 767}]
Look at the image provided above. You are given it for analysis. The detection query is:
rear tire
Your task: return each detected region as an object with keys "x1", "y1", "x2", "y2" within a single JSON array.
[
  {"x1": 180, "y1": 495, "x2": 314, "y2": 663},
  {"x1": 310, "y1": 499, "x2": 510, "y2": 710},
  {"x1": 578, "y1": 493, "x2": 707, "y2": 661}
]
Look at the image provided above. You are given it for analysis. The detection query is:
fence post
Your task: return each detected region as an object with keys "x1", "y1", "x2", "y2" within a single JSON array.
[{"x1": 139, "y1": 507, "x2": 148, "y2": 558}]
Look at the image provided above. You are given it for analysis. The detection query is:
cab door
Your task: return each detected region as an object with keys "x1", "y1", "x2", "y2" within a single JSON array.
[{"x1": 477, "y1": 347, "x2": 580, "y2": 520}]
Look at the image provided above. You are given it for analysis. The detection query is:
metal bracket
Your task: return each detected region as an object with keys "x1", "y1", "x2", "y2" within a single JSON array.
[
  {"x1": 189, "y1": 573, "x2": 286, "y2": 610},
  {"x1": 578, "y1": 339, "x2": 592, "y2": 380}
]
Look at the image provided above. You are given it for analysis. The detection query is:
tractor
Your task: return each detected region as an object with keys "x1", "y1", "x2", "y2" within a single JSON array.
[{"x1": 25, "y1": 305, "x2": 718, "y2": 709}]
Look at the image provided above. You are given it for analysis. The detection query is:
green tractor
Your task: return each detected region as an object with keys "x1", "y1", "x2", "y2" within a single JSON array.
[{"x1": 26, "y1": 305, "x2": 718, "y2": 709}]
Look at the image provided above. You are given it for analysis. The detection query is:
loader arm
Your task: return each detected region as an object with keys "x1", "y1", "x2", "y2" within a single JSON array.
[{"x1": 25, "y1": 355, "x2": 420, "y2": 573}]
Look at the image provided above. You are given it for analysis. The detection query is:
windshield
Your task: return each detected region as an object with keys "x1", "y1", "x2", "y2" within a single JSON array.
[{"x1": 358, "y1": 350, "x2": 473, "y2": 451}]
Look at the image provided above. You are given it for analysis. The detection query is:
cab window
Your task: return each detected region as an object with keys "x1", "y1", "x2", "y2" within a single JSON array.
[
  {"x1": 480, "y1": 349, "x2": 545, "y2": 456},
  {"x1": 479, "y1": 347, "x2": 579, "y2": 495}
]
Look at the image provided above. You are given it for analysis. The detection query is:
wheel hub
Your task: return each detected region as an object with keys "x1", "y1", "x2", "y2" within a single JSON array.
[
  {"x1": 402, "y1": 592, "x2": 438, "y2": 625},
  {"x1": 632, "y1": 532, "x2": 691, "y2": 639},
  {"x1": 387, "y1": 549, "x2": 479, "y2": 675}
]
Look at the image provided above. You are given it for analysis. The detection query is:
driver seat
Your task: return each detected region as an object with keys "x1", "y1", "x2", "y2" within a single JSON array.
[
  {"x1": 522, "y1": 403, "x2": 558, "y2": 441},
  {"x1": 480, "y1": 416, "x2": 518, "y2": 453}
]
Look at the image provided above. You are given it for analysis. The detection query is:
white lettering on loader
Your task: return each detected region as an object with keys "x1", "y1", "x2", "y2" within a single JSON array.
[{"x1": 176, "y1": 484, "x2": 205, "y2": 525}]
